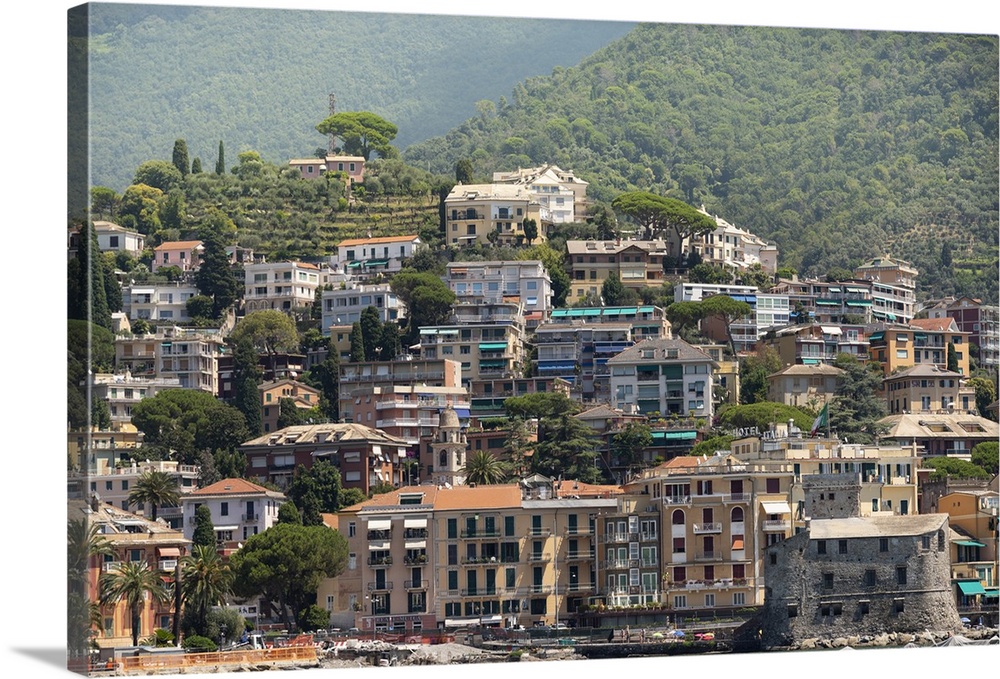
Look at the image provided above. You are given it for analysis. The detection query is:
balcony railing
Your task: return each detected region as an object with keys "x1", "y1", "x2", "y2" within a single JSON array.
[
  {"x1": 527, "y1": 527, "x2": 551, "y2": 537},
  {"x1": 693, "y1": 522, "x2": 723, "y2": 534},
  {"x1": 403, "y1": 555, "x2": 429, "y2": 565},
  {"x1": 241, "y1": 514, "x2": 258, "y2": 522},
  {"x1": 565, "y1": 526, "x2": 593, "y2": 536},
  {"x1": 694, "y1": 551, "x2": 723, "y2": 562},
  {"x1": 367, "y1": 556, "x2": 393, "y2": 566},
  {"x1": 367, "y1": 581, "x2": 393, "y2": 591},
  {"x1": 461, "y1": 556, "x2": 502, "y2": 565},
  {"x1": 528, "y1": 553, "x2": 551, "y2": 562},
  {"x1": 367, "y1": 530, "x2": 391, "y2": 540},
  {"x1": 564, "y1": 551, "x2": 592, "y2": 561},
  {"x1": 403, "y1": 528, "x2": 428, "y2": 539},
  {"x1": 723, "y1": 493, "x2": 749, "y2": 503},
  {"x1": 158, "y1": 560, "x2": 178, "y2": 571},
  {"x1": 461, "y1": 529, "x2": 502, "y2": 538},
  {"x1": 405, "y1": 579, "x2": 429, "y2": 591},
  {"x1": 460, "y1": 586, "x2": 498, "y2": 596},
  {"x1": 527, "y1": 584, "x2": 553, "y2": 594},
  {"x1": 763, "y1": 519, "x2": 791, "y2": 531},
  {"x1": 663, "y1": 496, "x2": 691, "y2": 505}
]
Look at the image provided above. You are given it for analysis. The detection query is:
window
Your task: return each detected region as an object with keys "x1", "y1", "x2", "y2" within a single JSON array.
[
  {"x1": 922, "y1": 535, "x2": 931, "y2": 550},
  {"x1": 894, "y1": 598, "x2": 905, "y2": 614},
  {"x1": 221, "y1": 502, "x2": 229, "y2": 517},
  {"x1": 838, "y1": 540, "x2": 848, "y2": 554},
  {"x1": 786, "y1": 604, "x2": 798, "y2": 618},
  {"x1": 673, "y1": 595, "x2": 687, "y2": 609},
  {"x1": 769, "y1": 552, "x2": 777, "y2": 566},
  {"x1": 858, "y1": 601, "x2": 870, "y2": 615},
  {"x1": 447, "y1": 518, "x2": 457, "y2": 539},
  {"x1": 766, "y1": 478, "x2": 780, "y2": 493},
  {"x1": 879, "y1": 538, "x2": 889, "y2": 552},
  {"x1": 447, "y1": 571, "x2": 458, "y2": 591},
  {"x1": 348, "y1": 522, "x2": 356, "y2": 538},
  {"x1": 896, "y1": 566, "x2": 907, "y2": 585},
  {"x1": 504, "y1": 515, "x2": 515, "y2": 536},
  {"x1": 817, "y1": 540, "x2": 827, "y2": 555},
  {"x1": 822, "y1": 573, "x2": 834, "y2": 590},
  {"x1": 733, "y1": 592, "x2": 746, "y2": 606}
]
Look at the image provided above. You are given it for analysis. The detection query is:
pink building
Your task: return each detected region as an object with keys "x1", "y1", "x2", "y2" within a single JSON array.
[
  {"x1": 152, "y1": 240, "x2": 203, "y2": 272},
  {"x1": 288, "y1": 155, "x2": 366, "y2": 184}
]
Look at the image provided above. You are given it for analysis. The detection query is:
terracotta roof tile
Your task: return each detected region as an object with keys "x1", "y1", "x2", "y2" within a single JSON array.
[
  {"x1": 190, "y1": 478, "x2": 279, "y2": 496},
  {"x1": 337, "y1": 235, "x2": 420, "y2": 247}
]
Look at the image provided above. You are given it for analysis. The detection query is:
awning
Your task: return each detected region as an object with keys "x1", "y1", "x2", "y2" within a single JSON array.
[
  {"x1": 815, "y1": 300, "x2": 839, "y2": 306},
  {"x1": 404, "y1": 518, "x2": 427, "y2": 529},
  {"x1": 638, "y1": 306, "x2": 655, "y2": 313},
  {"x1": 368, "y1": 541, "x2": 390, "y2": 550},
  {"x1": 846, "y1": 300, "x2": 872, "y2": 306},
  {"x1": 405, "y1": 540, "x2": 426, "y2": 549},
  {"x1": 551, "y1": 309, "x2": 569, "y2": 317},
  {"x1": 444, "y1": 618, "x2": 480, "y2": 628},
  {"x1": 954, "y1": 540, "x2": 986, "y2": 547},
  {"x1": 846, "y1": 287, "x2": 867, "y2": 293},
  {"x1": 957, "y1": 581, "x2": 986, "y2": 596},
  {"x1": 157, "y1": 547, "x2": 181, "y2": 557},
  {"x1": 651, "y1": 431, "x2": 698, "y2": 440},
  {"x1": 983, "y1": 588, "x2": 999, "y2": 598},
  {"x1": 760, "y1": 501, "x2": 791, "y2": 514},
  {"x1": 213, "y1": 525, "x2": 239, "y2": 532},
  {"x1": 828, "y1": 287, "x2": 842, "y2": 293},
  {"x1": 479, "y1": 359, "x2": 506, "y2": 368},
  {"x1": 820, "y1": 326, "x2": 842, "y2": 335},
  {"x1": 347, "y1": 261, "x2": 363, "y2": 268},
  {"x1": 801, "y1": 358, "x2": 820, "y2": 365},
  {"x1": 869, "y1": 331, "x2": 885, "y2": 342},
  {"x1": 582, "y1": 309, "x2": 601, "y2": 316},
  {"x1": 618, "y1": 307, "x2": 638, "y2": 314},
  {"x1": 603, "y1": 308, "x2": 623, "y2": 315},
  {"x1": 367, "y1": 520, "x2": 391, "y2": 531},
  {"x1": 539, "y1": 361, "x2": 576, "y2": 371},
  {"x1": 478, "y1": 343, "x2": 508, "y2": 351},
  {"x1": 732, "y1": 538, "x2": 744, "y2": 550},
  {"x1": 364, "y1": 259, "x2": 389, "y2": 267},
  {"x1": 454, "y1": 408, "x2": 470, "y2": 418}
]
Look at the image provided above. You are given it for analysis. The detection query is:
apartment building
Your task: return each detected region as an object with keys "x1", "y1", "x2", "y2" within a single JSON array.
[
  {"x1": 607, "y1": 338, "x2": 717, "y2": 420},
  {"x1": 566, "y1": 239, "x2": 671, "y2": 300},
  {"x1": 334, "y1": 235, "x2": 422, "y2": 277},
  {"x1": 75, "y1": 498, "x2": 190, "y2": 650},
  {"x1": 259, "y1": 378, "x2": 323, "y2": 433},
  {"x1": 766, "y1": 364, "x2": 843, "y2": 409},
  {"x1": 854, "y1": 254, "x2": 919, "y2": 291},
  {"x1": 244, "y1": 260, "x2": 324, "y2": 314},
  {"x1": 418, "y1": 302, "x2": 527, "y2": 388},
  {"x1": 882, "y1": 364, "x2": 975, "y2": 415},
  {"x1": 935, "y1": 296, "x2": 1000, "y2": 369},
  {"x1": 122, "y1": 281, "x2": 200, "y2": 323},
  {"x1": 689, "y1": 208, "x2": 778, "y2": 273},
  {"x1": 94, "y1": 220, "x2": 145, "y2": 256},
  {"x1": 534, "y1": 321, "x2": 633, "y2": 400},
  {"x1": 492, "y1": 163, "x2": 589, "y2": 225},
  {"x1": 468, "y1": 376, "x2": 572, "y2": 418},
  {"x1": 868, "y1": 319, "x2": 971, "y2": 377},
  {"x1": 76, "y1": 459, "x2": 200, "y2": 530},
  {"x1": 320, "y1": 283, "x2": 403, "y2": 334},
  {"x1": 339, "y1": 358, "x2": 463, "y2": 424},
  {"x1": 445, "y1": 260, "x2": 553, "y2": 315},
  {"x1": 90, "y1": 373, "x2": 182, "y2": 425},
  {"x1": 114, "y1": 326, "x2": 226, "y2": 393},
  {"x1": 939, "y1": 489, "x2": 999, "y2": 617},
  {"x1": 180, "y1": 478, "x2": 286, "y2": 555},
  {"x1": 674, "y1": 284, "x2": 790, "y2": 354},
  {"x1": 878, "y1": 411, "x2": 999, "y2": 457},
  {"x1": 759, "y1": 323, "x2": 870, "y2": 366},
  {"x1": 332, "y1": 483, "x2": 617, "y2": 633},
  {"x1": 444, "y1": 184, "x2": 543, "y2": 246},
  {"x1": 346, "y1": 384, "x2": 470, "y2": 452},
  {"x1": 240, "y1": 422, "x2": 410, "y2": 493}
]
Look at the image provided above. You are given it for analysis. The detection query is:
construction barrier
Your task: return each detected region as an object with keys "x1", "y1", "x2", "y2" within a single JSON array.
[{"x1": 117, "y1": 645, "x2": 318, "y2": 674}]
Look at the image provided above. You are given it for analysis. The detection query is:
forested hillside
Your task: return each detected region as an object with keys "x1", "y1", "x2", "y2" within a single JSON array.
[
  {"x1": 82, "y1": 4, "x2": 634, "y2": 192},
  {"x1": 405, "y1": 24, "x2": 999, "y2": 303}
]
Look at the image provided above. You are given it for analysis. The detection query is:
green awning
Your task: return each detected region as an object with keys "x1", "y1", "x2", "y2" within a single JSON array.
[
  {"x1": 479, "y1": 342, "x2": 508, "y2": 351},
  {"x1": 567, "y1": 309, "x2": 586, "y2": 317},
  {"x1": 845, "y1": 300, "x2": 872, "y2": 307},
  {"x1": 638, "y1": 306, "x2": 655, "y2": 313},
  {"x1": 582, "y1": 309, "x2": 601, "y2": 316},
  {"x1": 551, "y1": 309, "x2": 569, "y2": 317},
  {"x1": 957, "y1": 581, "x2": 986, "y2": 596},
  {"x1": 815, "y1": 300, "x2": 840, "y2": 306},
  {"x1": 868, "y1": 331, "x2": 885, "y2": 342},
  {"x1": 801, "y1": 358, "x2": 820, "y2": 365},
  {"x1": 347, "y1": 260, "x2": 363, "y2": 268},
  {"x1": 983, "y1": 588, "x2": 999, "y2": 598},
  {"x1": 364, "y1": 258, "x2": 389, "y2": 267},
  {"x1": 651, "y1": 431, "x2": 698, "y2": 440},
  {"x1": 479, "y1": 359, "x2": 506, "y2": 368},
  {"x1": 619, "y1": 307, "x2": 638, "y2": 315},
  {"x1": 954, "y1": 540, "x2": 986, "y2": 547},
  {"x1": 602, "y1": 308, "x2": 622, "y2": 315}
]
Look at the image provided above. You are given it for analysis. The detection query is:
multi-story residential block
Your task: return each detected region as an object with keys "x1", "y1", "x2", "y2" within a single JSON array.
[
  {"x1": 94, "y1": 220, "x2": 145, "y2": 256},
  {"x1": 566, "y1": 239, "x2": 671, "y2": 300},
  {"x1": 91, "y1": 373, "x2": 182, "y2": 425},
  {"x1": 607, "y1": 338, "x2": 717, "y2": 420},
  {"x1": 243, "y1": 260, "x2": 324, "y2": 314},
  {"x1": 259, "y1": 378, "x2": 323, "y2": 433},
  {"x1": 444, "y1": 183, "x2": 544, "y2": 246},
  {"x1": 878, "y1": 411, "x2": 999, "y2": 458},
  {"x1": 934, "y1": 296, "x2": 1000, "y2": 369},
  {"x1": 320, "y1": 283, "x2": 403, "y2": 334},
  {"x1": 766, "y1": 364, "x2": 843, "y2": 409},
  {"x1": 329, "y1": 482, "x2": 617, "y2": 634},
  {"x1": 492, "y1": 163, "x2": 589, "y2": 226},
  {"x1": 534, "y1": 321, "x2": 633, "y2": 400},
  {"x1": 122, "y1": 281, "x2": 200, "y2": 323},
  {"x1": 595, "y1": 492, "x2": 663, "y2": 608},
  {"x1": 467, "y1": 376, "x2": 571, "y2": 418},
  {"x1": 446, "y1": 260, "x2": 553, "y2": 315},
  {"x1": 760, "y1": 323, "x2": 870, "y2": 366},
  {"x1": 757, "y1": 474, "x2": 959, "y2": 647},
  {"x1": 854, "y1": 254, "x2": 919, "y2": 291},
  {"x1": 240, "y1": 423, "x2": 410, "y2": 493},
  {"x1": 288, "y1": 154, "x2": 365, "y2": 183},
  {"x1": 689, "y1": 208, "x2": 778, "y2": 273},
  {"x1": 772, "y1": 277, "x2": 876, "y2": 324},
  {"x1": 75, "y1": 497, "x2": 191, "y2": 650},
  {"x1": 852, "y1": 253, "x2": 921, "y2": 324},
  {"x1": 68, "y1": 425, "x2": 143, "y2": 474},
  {"x1": 868, "y1": 319, "x2": 971, "y2": 376},
  {"x1": 628, "y1": 453, "x2": 796, "y2": 618},
  {"x1": 675, "y1": 284, "x2": 789, "y2": 354},
  {"x1": 335, "y1": 234, "x2": 422, "y2": 277},
  {"x1": 339, "y1": 358, "x2": 464, "y2": 423},
  {"x1": 883, "y1": 364, "x2": 975, "y2": 415},
  {"x1": 419, "y1": 302, "x2": 527, "y2": 388},
  {"x1": 938, "y1": 488, "x2": 999, "y2": 617},
  {"x1": 346, "y1": 384, "x2": 470, "y2": 453},
  {"x1": 217, "y1": 351, "x2": 306, "y2": 401},
  {"x1": 151, "y1": 240, "x2": 203, "y2": 272},
  {"x1": 180, "y1": 478, "x2": 286, "y2": 555},
  {"x1": 75, "y1": 459, "x2": 200, "y2": 530},
  {"x1": 547, "y1": 304, "x2": 671, "y2": 340},
  {"x1": 115, "y1": 326, "x2": 226, "y2": 392}
]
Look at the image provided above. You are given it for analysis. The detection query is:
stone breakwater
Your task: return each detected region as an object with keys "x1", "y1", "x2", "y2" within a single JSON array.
[{"x1": 785, "y1": 627, "x2": 998, "y2": 651}]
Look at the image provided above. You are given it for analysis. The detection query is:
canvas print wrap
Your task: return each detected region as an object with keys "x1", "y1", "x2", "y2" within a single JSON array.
[{"x1": 66, "y1": 2, "x2": 999, "y2": 676}]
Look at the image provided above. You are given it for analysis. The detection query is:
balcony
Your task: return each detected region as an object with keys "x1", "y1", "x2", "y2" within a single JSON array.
[
  {"x1": 723, "y1": 493, "x2": 749, "y2": 503},
  {"x1": 461, "y1": 529, "x2": 502, "y2": 539},
  {"x1": 694, "y1": 551, "x2": 723, "y2": 562},
  {"x1": 527, "y1": 584, "x2": 553, "y2": 595},
  {"x1": 158, "y1": 559, "x2": 178, "y2": 571},
  {"x1": 663, "y1": 496, "x2": 692, "y2": 506},
  {"x1": 367, "y1": 530, "x2": 391, "y2": 541},
  {"x1": 564, "y1": 551, "x2": 592, "y2": 562},
  {"x1": 528, "y1": 553, "x2": 551, "y2": 563},
  {"x1": 763, "y1": 519, "x2": 791, "y2": 532},
  {"x1": 403, "y1": 528, "x2": 427, "y2": 539},
  {"x1": 460, "y1": 587, "x2": 498, "y2": 596},
  {"x1": 693, "y1": 523, "x2": 723, "y2": 534},
  {"x1": 102, "y1": 561, "x2": 123, "y2": 572},
  {"x1": 367, "y1": 556, "x2": 393, "y2": 566},
  {"x1": 461, "y1": 556, "x2": 501, "y2": 565},
  {"x1": 367, "y1": 581, "x2": 394, "y2": 592},
  {"x1": 405, "y1": 579, "x2": 429, "y2": 591},
  {"x1": 527, "y1": 527, "x2": 551, "y2": 537},
  {"x1": 564, "y1": 583, "x2": 595, "y2": 593},
  {"x1": 639, "y1": 532, "x2": 658, "y2": 542},
  {"x1": 403, "y1": 554, "x2": 429, "y2": 565},
  {"x1": 241, "y1": 513, "x2": 258, "y2": 523}
]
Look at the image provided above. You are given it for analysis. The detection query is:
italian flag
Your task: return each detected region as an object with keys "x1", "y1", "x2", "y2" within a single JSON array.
[{"x1": 810, "y1": 403, "x2": 829, "y2": 437}]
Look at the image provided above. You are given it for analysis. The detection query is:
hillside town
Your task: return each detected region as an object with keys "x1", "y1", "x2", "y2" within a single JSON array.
[{"x1": 68, "y1": 160, "x2": 1000, "y2": 674}]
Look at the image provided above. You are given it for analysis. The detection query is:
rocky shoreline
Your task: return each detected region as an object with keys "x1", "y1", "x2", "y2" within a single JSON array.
[{"x1": 780, "y1": 626, "x2": 999, "y2": 651}]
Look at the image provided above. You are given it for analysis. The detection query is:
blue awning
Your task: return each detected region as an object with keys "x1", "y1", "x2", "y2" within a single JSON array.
[
  {"x1": 454, "y1": 408, "x2": 470, "y2": 419},
  {"x1": 539, "y1": 361, "x2": 576, "y2": 371}
]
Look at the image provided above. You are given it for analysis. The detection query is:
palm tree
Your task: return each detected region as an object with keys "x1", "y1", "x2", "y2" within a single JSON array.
[
  {"x1": 128, "y1": 470, "x2": 181, "y2": 521},
  {"x1": 181, "y1": 544, "x2": 234, "y2": 637},
  {"x1": 463, "y1": 450, "x2": 509, "y2": 485},
  {"x1": 100, "y1": 561, "x2": 171, "y2": 647},
  {"x1": 68, "y1": 517, "x2": 115, "y2": 656}
]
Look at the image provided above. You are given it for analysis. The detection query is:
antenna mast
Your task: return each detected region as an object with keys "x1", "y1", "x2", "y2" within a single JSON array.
[{"x1": 327, "y1": 93, "x2": 336, "y2": 154}]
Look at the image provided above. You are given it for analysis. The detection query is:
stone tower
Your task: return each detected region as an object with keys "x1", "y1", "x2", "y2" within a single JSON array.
[
  {"x1": 802, "y1": 473, "x2": 862, "y2": 520},
  {"x1": 431, "y1": 406, "x2": 467, "y2": 487}
]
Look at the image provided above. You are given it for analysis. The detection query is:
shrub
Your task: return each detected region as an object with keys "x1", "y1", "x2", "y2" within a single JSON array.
[
  {"x1": 182, "y1": 635, "x2": 218, "y2": 653},
  {"x1": 508, "y1": 649, "x2": 523, "y2": 662},
  {"x1": 298, "y1": 604, "x2": 331, "y2": 632}
]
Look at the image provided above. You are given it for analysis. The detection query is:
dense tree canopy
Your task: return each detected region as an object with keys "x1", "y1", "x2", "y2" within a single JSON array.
[
  {"x1": 228, "y1": 310, "x2": 298, "y2": 358},
  {"x1": 130, "y1": 389, "x2": 250, "y2": 465},
  {"x1": 316, "y1": 111, "x2": 399, "y2": 160}
]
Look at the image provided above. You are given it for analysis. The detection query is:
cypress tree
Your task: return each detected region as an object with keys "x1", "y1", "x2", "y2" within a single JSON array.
[
  {"x1": 191, "y1": 157, "x2": 202, "y2": 174},
  {"x1": 172, "y1": 139, "x2": 190, "y2": 177},
  {"x1": 195, "y1": 228, "x2": 239, "y2": 318},
  {"x1": 192, "y1": 505, "x2": 216, "y2": 548},
  {"x1": 349, "y1": 322, "x2": 365, "y2": 362},
  {"x1": 232, "y1": 339, "x2": 263, "y2": 436},
  {"x1": 215, "y1": 140, "x2": 225, "y2": 175}
]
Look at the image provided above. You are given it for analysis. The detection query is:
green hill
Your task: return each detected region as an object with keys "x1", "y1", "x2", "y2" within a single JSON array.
[
  {"x1": 404, "y1": 23, "x2": 999, "y2": 303},
  {"x1": 82, "y1": 4, "x2": 634, "y2": 192}
]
